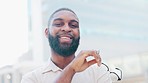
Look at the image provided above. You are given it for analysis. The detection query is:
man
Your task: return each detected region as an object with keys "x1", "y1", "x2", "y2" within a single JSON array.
[{"x1": 21, "y1": 8, "x2": 112, "y2": 83}]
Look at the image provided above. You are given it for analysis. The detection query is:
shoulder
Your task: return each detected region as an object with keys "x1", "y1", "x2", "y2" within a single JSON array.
[
  {"x1": 73, "y1": 64, "x2": 112, "y2": 83},
  {"x1": 88, "y1": 64, "x2": 108, "y2": 74},
  {"x1": 88, "y1": 64, "x2": 112, "y2": 82},
  {"x1": 89, "y1": 64, "x2": 111, "y2": 79},
  {"x1": 23, "y1": 66, "x2": 43, "y2": 77},
  {"x1": 78, "y1": 63, "x2": 109, "y2": 78},
  {"x1": 21, "y1": 65, "x2": 46, "y2": 83}
]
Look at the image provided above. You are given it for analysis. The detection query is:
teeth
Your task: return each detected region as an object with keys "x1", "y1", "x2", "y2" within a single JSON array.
[{"x1": 61, "y1": 37, "x2": 70, "y2": 39}]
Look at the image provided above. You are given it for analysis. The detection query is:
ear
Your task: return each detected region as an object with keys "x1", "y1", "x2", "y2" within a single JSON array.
[{"x1": 45, "y1": 28, "x2": 49, "y2": 38}]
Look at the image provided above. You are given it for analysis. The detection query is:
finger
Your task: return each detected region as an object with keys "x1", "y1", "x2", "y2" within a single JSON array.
[
  {"x1": 82, "y1": 50, "x2": 97, "y2": 57},
  {"x1": 80, "y1": 50, "x2": 93, "y2": 58},
  {"x1": 90, "y1": 51, "x2": 99, "y2": 62},
  {"x1": 97, "y1": 51, "x2": 102, "y2": 66},
  {"x1": 80, "y1": 50, "x2": 101, "y2": 65},
  {"x1": 87, "y1": 59, "x2": 97, "y2": 67},
  {"x1": 97, "y1": 56, "x2": 102, "y2": 66},
  {"x1": 92, "y1": 50, "x2": 101, "y2": 66}
]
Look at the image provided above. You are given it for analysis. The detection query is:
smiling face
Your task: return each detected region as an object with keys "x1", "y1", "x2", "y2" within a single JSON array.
[
  {"x1": 46, "y1": 9, "x2": 80, "y2": 57},
  {"x1": 50, "y1": 10, "x2": 79, "y2": 44}
]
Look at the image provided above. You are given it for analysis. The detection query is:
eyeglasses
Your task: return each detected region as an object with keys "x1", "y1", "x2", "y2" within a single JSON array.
[{"x1": 102, "y1": 63, "x2": 122, "y2": 81}]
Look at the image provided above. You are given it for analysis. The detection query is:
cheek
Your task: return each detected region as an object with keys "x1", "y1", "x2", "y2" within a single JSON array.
[
  {"x1": 73, "y1": 29, "x2": 80, "y2": 38},
  {"x1": 50, "y1": 27, "x2": 60, "y2": 37}
]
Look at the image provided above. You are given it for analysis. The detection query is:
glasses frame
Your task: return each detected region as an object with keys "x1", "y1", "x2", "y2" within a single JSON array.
[{"x1": 102, "y1": 63, "x2": 122, "y2": 81}]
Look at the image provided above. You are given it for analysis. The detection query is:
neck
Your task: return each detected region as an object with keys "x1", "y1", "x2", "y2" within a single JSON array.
[{"x1": 51, "y1": 50, "x2": 75, "y2": 69}]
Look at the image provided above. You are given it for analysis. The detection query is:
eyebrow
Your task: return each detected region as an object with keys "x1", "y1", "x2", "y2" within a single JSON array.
[
  {"x1": 70, "y1": 20, "x2": 79, "y2": 24},
  {"x1": 53, "y1": 18, "x2": 63, "y2": 22},
  {"x1": 53, "y1": 18, "x2": 79, "y2": 23}
]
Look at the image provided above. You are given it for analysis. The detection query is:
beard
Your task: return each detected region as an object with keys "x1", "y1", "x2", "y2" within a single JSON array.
[{"x1": 48, "y1": 33, "x2": 80, "y2": 57}]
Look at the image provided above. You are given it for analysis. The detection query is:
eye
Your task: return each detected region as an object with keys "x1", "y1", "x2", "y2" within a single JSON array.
[
  {"x1": 71, "y1": 24, "x2": 78, "y2": 28},
  {"x1": 54, "y1": 23, "x2": 63, "y2": 27},
  {"x1": 53, "y1": 22, "x2": 64, "y2": 27},
  {"x1": 69, "y1": 22, "x2": 79, "y2": 28}
]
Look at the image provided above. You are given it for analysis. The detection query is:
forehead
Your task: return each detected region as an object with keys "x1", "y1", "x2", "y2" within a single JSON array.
[{"x1": 51, "y1": 10, "x2": 79, "y2": 22}]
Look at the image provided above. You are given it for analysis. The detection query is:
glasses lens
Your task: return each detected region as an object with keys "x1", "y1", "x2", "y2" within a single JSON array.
[{"x1": 110, "y1": 72, "x2": 120, "y2": 82}]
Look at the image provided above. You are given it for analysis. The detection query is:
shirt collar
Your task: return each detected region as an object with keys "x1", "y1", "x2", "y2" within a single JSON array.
[{"x1": 42, "y1": 58, "x2": 62, "y2": 74}]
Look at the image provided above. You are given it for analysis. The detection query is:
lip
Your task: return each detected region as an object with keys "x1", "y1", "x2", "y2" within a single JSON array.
[
  {"x1": 58, "y1": 34, "x2": 73, "y2": 44},
  {"x1": 59, "y1": 35, "x2": 73, "y2": 39}
]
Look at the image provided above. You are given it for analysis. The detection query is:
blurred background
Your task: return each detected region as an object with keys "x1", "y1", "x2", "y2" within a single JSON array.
[{"x1": 0, "y1": 0, "x2": 148, "y2": 83}]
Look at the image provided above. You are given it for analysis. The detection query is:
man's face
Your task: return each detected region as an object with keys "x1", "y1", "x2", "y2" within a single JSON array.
[{"x1": 47, "y1": 10, "x2": 80, "y2": 57}]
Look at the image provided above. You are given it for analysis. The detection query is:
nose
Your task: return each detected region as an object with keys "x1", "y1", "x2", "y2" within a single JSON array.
[{"x1": 61, "y1": 24, "x2": 72, "y2": 32}]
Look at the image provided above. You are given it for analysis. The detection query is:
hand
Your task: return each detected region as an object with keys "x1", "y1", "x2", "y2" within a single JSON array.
[{"x1": 69, "y1": 50, "x2": 101, "y2": 72}]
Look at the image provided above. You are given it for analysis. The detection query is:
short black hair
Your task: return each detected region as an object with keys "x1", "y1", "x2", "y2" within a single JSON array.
[{"x1": 48, "y1": 8, "x2": 78, "y2": 28}]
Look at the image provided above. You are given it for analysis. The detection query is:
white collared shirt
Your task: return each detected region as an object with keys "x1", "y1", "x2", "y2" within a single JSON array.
[{"x1": 21, "y1": 59, "x2": 112, "y2": 83}]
